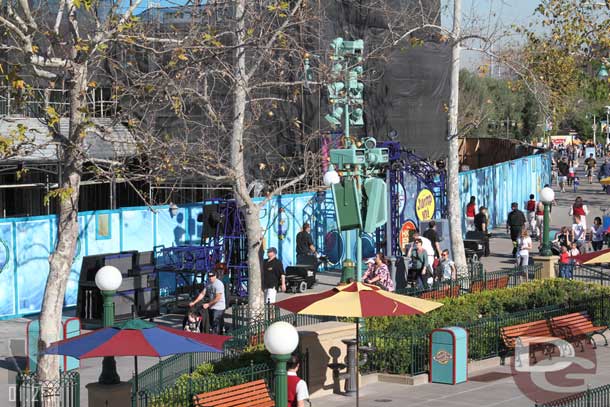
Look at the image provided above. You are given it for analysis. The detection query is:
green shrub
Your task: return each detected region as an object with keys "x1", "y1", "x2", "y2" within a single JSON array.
[{"x1": 367, "y1": 279, "x2": 610, "y2": 333}]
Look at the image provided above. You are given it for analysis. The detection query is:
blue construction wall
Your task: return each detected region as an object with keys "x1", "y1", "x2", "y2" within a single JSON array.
[
  {"x1": 0, "y1": 204, "x2": 213, "y2": 319},
  {"x1": 0, "y1": 194, "x2": 327, "y2": 320},
  {"x1": 459, "y1": 152, "x2": 552, "y2": 232}
]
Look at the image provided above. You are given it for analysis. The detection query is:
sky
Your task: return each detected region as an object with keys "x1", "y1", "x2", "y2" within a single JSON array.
[{"x1": 445, "y1": 0, "x2": 543, "y2": 70}]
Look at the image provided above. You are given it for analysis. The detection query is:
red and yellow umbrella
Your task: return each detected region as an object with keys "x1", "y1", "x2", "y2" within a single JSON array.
[
  {"x1": 573, "y1": 248, "x2": 610, "y2": 265},
  {"x1": 275, "y1": 281, "x2": 442, "y2": 317},
  {"x1": 275, "y1": 282, "x2": 442, "y2": 407}
]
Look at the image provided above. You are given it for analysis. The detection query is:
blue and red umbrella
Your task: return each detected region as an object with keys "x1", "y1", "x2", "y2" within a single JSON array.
[{"x1": 45, "y1": 319, "x2": 231, "y2": 391}]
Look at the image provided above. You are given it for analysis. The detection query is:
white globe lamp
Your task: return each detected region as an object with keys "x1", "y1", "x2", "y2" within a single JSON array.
[
  {"x1": 264, "y1": 321, "x2": 299, "y2": 355},
  {"x1": 95, "y1": 265, "x2": 123, "y2": 291},
  {"x1": 540, "y1": 187, "x2": 555, "y2": 204},
  {"x1": 323, "y1": 165, "x2": 341, "y2": 186},
  {"x1": 264, "y1": 321, "x2": 299, "y2": 407}
]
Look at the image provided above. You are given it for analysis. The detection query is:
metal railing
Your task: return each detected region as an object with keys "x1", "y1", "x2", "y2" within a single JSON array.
[
  {"x1": 16, "y1": 371, "x2": 80, "y2": 407},
  {"x1": 132, "y1": 362, "x2": 273, "y2": 407},
  {"x1": 563, "y1": 263, "x2": 610, "y2": 286},
  {"x1": 534, "y1": 383, "x2": 610, "y2": 406},
  {"x1": 395, "y1": 263, "x2": 542, "y2": 299},
  {"x1": 360, "y1": 295, "x2": 609, "y2": 376}
]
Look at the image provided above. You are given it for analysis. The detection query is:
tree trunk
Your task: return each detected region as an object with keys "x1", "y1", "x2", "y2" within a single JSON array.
[
  {"x1": 231, "y1": 0, "x2": 264, "y2": 316},
  {"x1": 37, "y1": 63, "x2": 87, "y2": 385},
  {"x1": 447, "y1": 0, "x2": 467, "y2": 268}
]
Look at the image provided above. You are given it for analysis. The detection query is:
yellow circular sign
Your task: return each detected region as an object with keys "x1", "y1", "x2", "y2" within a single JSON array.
[{"x1": 415, "y1": 189, "x2": 435, "y2": 221}]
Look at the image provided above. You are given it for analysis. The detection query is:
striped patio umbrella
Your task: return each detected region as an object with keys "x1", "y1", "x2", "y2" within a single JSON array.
[
  {"x1": 274, "y1": 282, "x2": 442, "y2": 406},
  {"x1": 275, "y1": 281, "x2": 442, "y2": 317},
  {"x1": 45, "y1": 319, "x2": 231, "y2": 392},
  {"x1": 573, "y1": 248, "x2": 610, "y2": 265}
]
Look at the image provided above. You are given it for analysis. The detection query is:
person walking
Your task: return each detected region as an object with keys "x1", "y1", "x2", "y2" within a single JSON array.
[
  {"x1": 599, "y1": 159, "x2": 610, "y2": 193},
  {"x1": 474, "y1": 206, "x2": 490, "y2": 256},
  {"x1": 591, "y1": 217, "x2": 605, "y2": 252},
  {"x1": 526, "y1": 194, "x2": 537, "y2": 237},
  {"x1": 507, "y1": 202, "x2": 526, "y2": 257},
  {"x1": 465, "y1": 196, "x2": 477, "y2": 231},
  {"x1": 188, "y1": 270, "x2": 226, "y2": 334},
  {"x1": 585, "y1": 153, "x2": 596, "y2": 184},
  {"x1": 262, "y1": 247, "x2": 286, "y2": 304},
  {"x1": 423, "y1": 221, "x2": 442, "y2": 259},
  {"x1": 362, "y1": 253, "x2": 395, "y2": 291},
  {"x1": 534, "y1": 200, "x2": 545, "y2": 241},
  {"x1": 557, "y1": 157, "x2": 569, "y2": 192},
  {"x1": 407, "y1": 239, "x2": 429, "y2": 290},
  {"x1": 516, "y1": 229, "x2": 532, "y2": 281},
  {"x1": 287, "y1": 354, "x2": 310, "y2": 407},
  {"x1": 569, "y1": 197, "x2": 589, "y2": 230}
]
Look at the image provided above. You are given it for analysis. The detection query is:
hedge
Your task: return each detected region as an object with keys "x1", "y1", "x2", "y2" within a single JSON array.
[{"x1": 367, "y1": 278, "x2": 610, "y2": 333}]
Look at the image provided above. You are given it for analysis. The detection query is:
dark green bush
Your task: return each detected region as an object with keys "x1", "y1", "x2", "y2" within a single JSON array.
[{"x1": 367, "y1": 279, "x2": 610, "y2": 333}]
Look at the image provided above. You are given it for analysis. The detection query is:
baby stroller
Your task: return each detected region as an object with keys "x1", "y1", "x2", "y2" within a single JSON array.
[{"x1": 182, "y1": 307, "x2": 210, "y2": 333}]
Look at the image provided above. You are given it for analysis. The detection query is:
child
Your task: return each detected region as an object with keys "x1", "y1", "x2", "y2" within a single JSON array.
[
  {"x1": 558, "y1": 246, "x2": 572, "y2": 279},
  {"x1": 568, "y1": 242, "x2": 580, "y2": 257},
  {"x1": 573, "y1": 176, "x2": 580, "y2": 192},
  {"x1": 184, "y1": 309, "x2": 201, "y2": 332}
]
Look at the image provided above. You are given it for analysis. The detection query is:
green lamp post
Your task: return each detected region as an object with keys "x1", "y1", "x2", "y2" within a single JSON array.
[
  {"x1": 539, "y1": 187, "x2": 555, "y2": 257},
  {"x1": 264, "y1": 321, "x2": 299, "y2": 407},
  {"x1": 95, "y1": 265, "x2": 123, "y2": 384}
]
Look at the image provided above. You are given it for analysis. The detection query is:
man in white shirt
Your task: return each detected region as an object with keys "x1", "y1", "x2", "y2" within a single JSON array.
[
  {"x1": 571, "y1": 215, "x2": 586, "y2": 252},
  {"x1": 287, "y1": 354, "x2": 309, "y2": 407}
]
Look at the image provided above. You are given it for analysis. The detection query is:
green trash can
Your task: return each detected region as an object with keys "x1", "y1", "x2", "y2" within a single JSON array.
[{"x1": 429, "y1": 327, "x2": 468, "y2": 384}]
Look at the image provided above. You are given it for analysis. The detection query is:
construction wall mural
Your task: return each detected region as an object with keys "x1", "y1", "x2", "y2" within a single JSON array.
[{"x1": 459, "y1": 152, "x2": 552, "y2": 233}]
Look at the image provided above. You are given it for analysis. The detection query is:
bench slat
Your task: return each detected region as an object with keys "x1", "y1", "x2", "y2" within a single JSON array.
[{"x1": 193, "y1": 379, "x2": 273, "y2": 407}]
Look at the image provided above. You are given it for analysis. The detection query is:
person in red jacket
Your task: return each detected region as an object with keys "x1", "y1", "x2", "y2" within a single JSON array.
[
  {"x1": 287, "y1": 354, "x2": 309, "y2": 407},
  {"x1": 465, "y1": 196, "x2": 476, "y2": 231}
]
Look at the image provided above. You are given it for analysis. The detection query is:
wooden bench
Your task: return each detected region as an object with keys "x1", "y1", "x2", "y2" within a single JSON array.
[
  {"x1": 420, "y1": 285, "x2": 460, "y2": 300},
  {"x1": 193, "y1": 379, "x2": 274, "y2": 407},
  {"x1": 550, "y1": 311, "x2": 608, "y2": 349},
  {"x1": 500, "y1": 319, "x2": 563, "y2": 363}
]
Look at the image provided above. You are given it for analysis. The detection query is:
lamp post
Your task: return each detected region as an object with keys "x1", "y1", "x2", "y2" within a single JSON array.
[
  {"x1": 606, "y1": 106, "x2": 610, "y2": 147},
  {"x1": 539, "y1": 187, "x2": 555, "y2": 257},
  {"x1": 95, "y1": 265, "x2": 123, "y2": 384},
  {"x1": 264, "y1": 321, "x2": 299, "y2": 407}
]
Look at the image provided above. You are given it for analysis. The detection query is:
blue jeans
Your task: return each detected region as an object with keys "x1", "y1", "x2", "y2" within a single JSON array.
[
  {"x1": 209, "y1": 309, "x2": 224, "y2": 334},
  {"x1": 559, "y1": 264, "x2": 573, "y2": 279}
]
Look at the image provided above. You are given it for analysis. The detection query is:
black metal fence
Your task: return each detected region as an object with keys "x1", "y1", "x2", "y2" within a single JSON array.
[
  {"x1": 361, "y1": 295, "x2": 610, "y2": 376},
  {"x1": 16, "y1": 371, "x2": 80, "y2": 407},
  {"x1": 396, "y1": 264, "x2": 543, "y2": 299},
  {"x1": 534, "y1": 383, "x2": 610, "y2": 407},
  {"x1": 561, "y1": 263, "x2": 610, "y2": 286}
]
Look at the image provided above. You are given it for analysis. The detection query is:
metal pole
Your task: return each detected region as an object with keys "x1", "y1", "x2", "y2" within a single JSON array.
[
  {"x1": 98, "y1": 290, "x2": 121, "y2": 384},
  {"x1": 271, "y1": 353, "x2": 291, "y2": 407},
  {"x1": 540, "y1": 202, "x2": 552, "y2": 256},
  {"x1": 593, "y1": 115, "x2": 597, "y2": 153}
]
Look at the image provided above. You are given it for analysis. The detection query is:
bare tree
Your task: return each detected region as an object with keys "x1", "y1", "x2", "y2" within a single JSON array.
[
  {"x1": 0, "y1": 0, "x2": 145, "y2": 385},
  {"x1": 108, "y1": 0, "x2": 323, "y2": 315}
]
